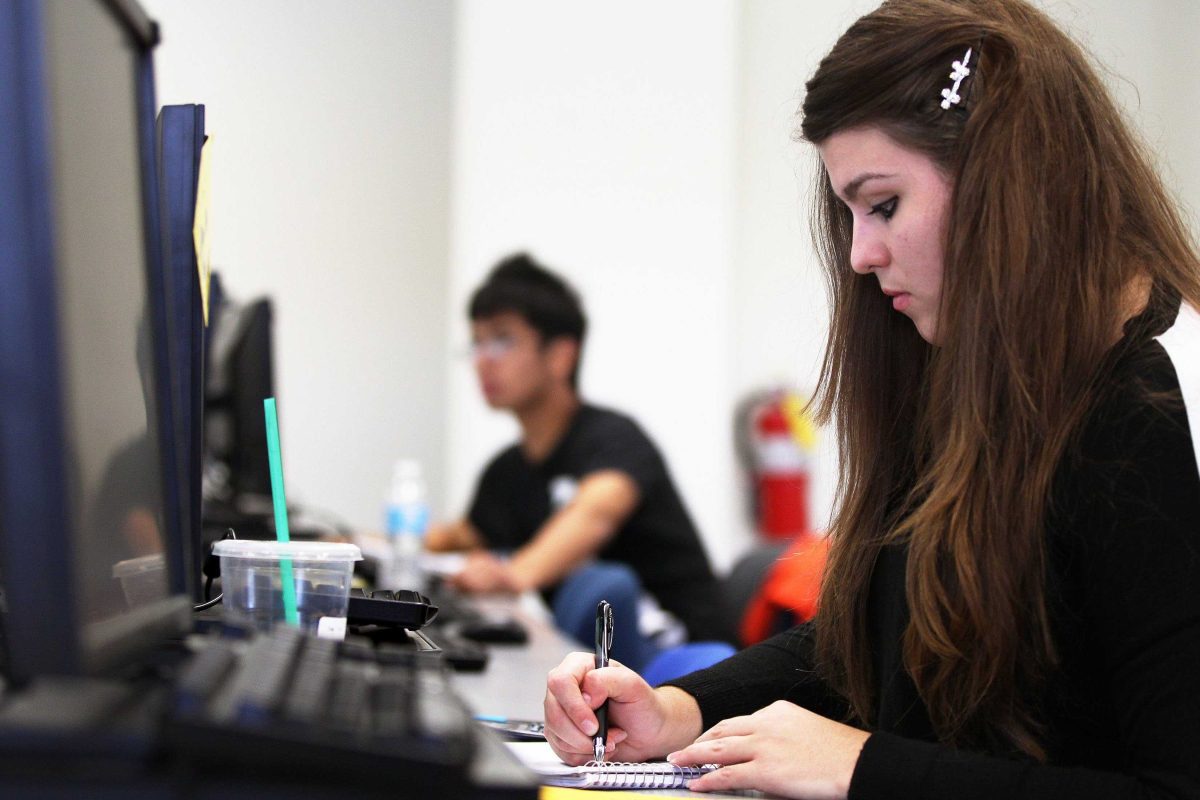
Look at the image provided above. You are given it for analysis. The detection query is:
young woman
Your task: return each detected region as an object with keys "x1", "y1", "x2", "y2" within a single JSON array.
[{"x1": 542, "y1": 1, "x2": 1200, "y2": 798}]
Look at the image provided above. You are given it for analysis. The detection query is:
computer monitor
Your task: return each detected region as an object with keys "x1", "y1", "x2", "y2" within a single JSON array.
[
  {"x1": 0, "y1": 0, "x2": 190, "y2": 683},
  {"x1": 203, "y1": 281, "x2": 276, "y2": 528},
  {"x1": 156, "y1": 103, "x2": 207, "y2": 602}
]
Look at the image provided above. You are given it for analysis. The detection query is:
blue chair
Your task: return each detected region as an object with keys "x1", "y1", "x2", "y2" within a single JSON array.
[{"x1": 641, "y1": 641, "x2": 736, "y2": 687}]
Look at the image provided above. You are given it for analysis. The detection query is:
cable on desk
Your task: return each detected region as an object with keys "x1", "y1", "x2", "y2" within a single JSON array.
[{"x1": 193, "y1": 528, "x2": 237, "y2": 612}]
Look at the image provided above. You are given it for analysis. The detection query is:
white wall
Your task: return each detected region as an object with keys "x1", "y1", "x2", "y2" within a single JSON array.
[
  {"x1": 731, "y1": 0, "x2": 879, "y2": 538},
  {"x1": 142, "y1": 0, "x2": 1199, "y2": 570},
  {"x1": 146, "y1": 1, "x2": 454, "y2": 531},
  {"x1": 1039, "y1": 0, "x2": 1200, "y2": 392},
  {"x1": 446, "y1": 1, "x2": 745, "y2": 570}
]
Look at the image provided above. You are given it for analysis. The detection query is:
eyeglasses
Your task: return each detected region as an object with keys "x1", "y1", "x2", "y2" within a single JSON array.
[{"x1": 467, "y1": 334, "x2": 518, "y2": 361}]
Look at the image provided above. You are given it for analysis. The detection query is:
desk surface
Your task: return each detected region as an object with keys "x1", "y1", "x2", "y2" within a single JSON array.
[{"x1": 449, "y1": 594, "x2": 584, "y2": 721}]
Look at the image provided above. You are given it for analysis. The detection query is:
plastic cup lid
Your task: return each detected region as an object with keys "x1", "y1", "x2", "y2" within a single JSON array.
[{"x1": 212, "y1": 539, "x2": 363, "y2": 562}]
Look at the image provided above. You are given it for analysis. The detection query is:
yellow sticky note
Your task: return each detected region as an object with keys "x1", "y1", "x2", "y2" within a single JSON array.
[{"x1": 192, "y1": 137, "x2": 213, "y2": 326}]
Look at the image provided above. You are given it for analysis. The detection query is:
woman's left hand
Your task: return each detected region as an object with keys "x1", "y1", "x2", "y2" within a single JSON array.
[{"x1": 666, "y1": 700, "x2": 870, "y2": 800}]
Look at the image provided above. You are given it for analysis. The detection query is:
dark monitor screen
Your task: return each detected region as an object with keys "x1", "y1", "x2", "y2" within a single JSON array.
[
  {"x1": 0, "y1": 0, "x2": 190, "y2": 682},
  {"x1": 157, "y1": 103, "x2": 207, "y2": 602},
  {"x1": 227, "y1": 298, "x2": 275, "y2": 499},
  {"x1": 205, "y1": 287, "x2": 275, "y2": 504}
]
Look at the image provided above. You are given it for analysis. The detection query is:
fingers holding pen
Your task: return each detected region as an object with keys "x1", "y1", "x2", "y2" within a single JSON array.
[
  {"x1": 545, "y1": 649, "x2": 676, "y2": 765},
  {"x1": 543, "y1": 687, "x2": 593, "y2": 762},
  {"x1": 543, "y1": 683, "x2": 626, "y2": 763},
  {"x1": 544, "y1": 652, "x2": 633, "y2": 763},
  {"x1": 545, "y1": 652, "x2": 601, "y2": 734},
  {"x1": 543, "y1": 715, "x2": 625, "y2": 764}
]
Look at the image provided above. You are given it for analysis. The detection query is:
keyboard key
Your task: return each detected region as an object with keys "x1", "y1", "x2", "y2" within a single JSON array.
[
  {"x1": 326, "y1": 662, "x2": 372, "y2": 734},
  {"x1": 173, "y1": 641, "x2": 237, "y2": 716},
  {"x1": 282, "y1": 637, "x2": 338, "y2": 725},
  {"x1": 372, "y1": 667, "x2": 414, "y2": 741},
  {"x1": 229, "y1": 626, "x2": 302, "y2": 726}
]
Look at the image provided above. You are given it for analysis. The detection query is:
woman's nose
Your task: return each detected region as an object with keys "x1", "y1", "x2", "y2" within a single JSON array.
[{"x1": 849, "y1": 222, "x2": 889, "y2": 275}]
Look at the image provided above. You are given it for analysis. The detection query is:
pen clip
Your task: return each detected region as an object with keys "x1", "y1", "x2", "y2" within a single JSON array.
[{"x1": 596, "y1": 600, "x2": 614, "y2": 661}]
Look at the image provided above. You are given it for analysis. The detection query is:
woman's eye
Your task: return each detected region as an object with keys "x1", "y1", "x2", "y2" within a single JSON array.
[{"x1": 868, "y1": 196, "x2": 898, "y2": 220}]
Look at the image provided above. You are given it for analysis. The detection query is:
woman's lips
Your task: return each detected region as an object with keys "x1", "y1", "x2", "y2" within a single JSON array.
[{"x1": 882, "y1": 288, "x2": 911, "y2": 312}]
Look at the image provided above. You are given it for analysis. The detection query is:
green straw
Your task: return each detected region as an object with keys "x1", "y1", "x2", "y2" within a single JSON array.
[{"x1": 264, "y1": 397, "x2": 300, "y2": 626}]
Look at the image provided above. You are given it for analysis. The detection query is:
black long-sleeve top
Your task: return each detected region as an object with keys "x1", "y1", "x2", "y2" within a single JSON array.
[{"x1": 668, "y1": 337, "x2": 1200, "y2": 799}]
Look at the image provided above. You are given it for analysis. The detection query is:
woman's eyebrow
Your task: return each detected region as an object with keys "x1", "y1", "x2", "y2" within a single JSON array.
[{"x1": 841, "y1": 172, "x2": 895, "y2": 201}]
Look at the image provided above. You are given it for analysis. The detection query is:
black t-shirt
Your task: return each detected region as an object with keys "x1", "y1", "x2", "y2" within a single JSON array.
[
  {"x1": 467, "y1": 404, "x2": 728, "y2": 642},
  {"x1": 667, "y1": 337, "x2": 1200, "y2": 798}
]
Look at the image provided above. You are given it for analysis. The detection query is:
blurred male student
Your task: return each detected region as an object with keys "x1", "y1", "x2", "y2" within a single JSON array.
[{"x1": 426, "y1": 254, "x2": 730, "y2": 665}]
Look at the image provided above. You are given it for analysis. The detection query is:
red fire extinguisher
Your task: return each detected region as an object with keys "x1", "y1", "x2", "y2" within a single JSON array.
[{"x1": 751, "y1": 394, "x2": 812, "y2": 539}]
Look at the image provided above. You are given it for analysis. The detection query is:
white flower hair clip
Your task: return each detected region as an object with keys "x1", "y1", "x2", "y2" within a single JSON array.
[{"x1": 939, "y1": 47, "x2": 973, "y2": 110}]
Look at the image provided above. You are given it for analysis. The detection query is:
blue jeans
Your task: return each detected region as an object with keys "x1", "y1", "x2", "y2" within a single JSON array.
[{"x1": 551, "y1": 562, "x2": 659, "y2": 673}]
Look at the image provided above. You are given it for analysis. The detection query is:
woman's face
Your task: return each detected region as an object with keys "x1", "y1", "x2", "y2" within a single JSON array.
[{"x1": 818, "y1": 126, "x2": 953, "y2": 344}]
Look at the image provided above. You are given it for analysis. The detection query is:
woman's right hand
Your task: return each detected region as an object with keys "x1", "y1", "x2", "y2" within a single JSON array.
[{"x1": 544, "y1": 651, "x2": 701, "y2": 765}]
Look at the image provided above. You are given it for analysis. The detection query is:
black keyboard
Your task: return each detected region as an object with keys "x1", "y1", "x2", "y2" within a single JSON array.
[
  {"x1": 354, "y1": 583, "x2": 528, "y2": 671},
  {"x1": 166, "y1": 626, "x2": 475, "y2": 794},
  {"x1": 347, "y1": 587, "x2": 439, "y2": 629}
]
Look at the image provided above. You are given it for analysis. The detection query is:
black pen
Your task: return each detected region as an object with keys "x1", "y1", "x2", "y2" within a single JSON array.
[{"x1": 593, "y1": 600, "x2": 614, "y2": 762}]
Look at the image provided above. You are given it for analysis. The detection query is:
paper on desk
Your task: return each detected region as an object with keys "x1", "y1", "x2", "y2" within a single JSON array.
[
  {"x1": 419, "y1": 550, "x2": 468, "y2": 577},
  {"x1": 506, "y1": 741, "x2": 579, "y2": 776}
]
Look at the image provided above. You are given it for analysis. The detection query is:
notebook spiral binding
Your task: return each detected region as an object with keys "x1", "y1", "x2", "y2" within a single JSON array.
[{"x1": 581, "y1": 760, "x2": 717, "y2": 789}]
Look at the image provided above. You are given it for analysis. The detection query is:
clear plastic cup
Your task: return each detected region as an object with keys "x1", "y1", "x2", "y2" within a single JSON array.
[
  {"x1": 111, "y1": 553, "x2": 168, "y2": 609},
  {"x1": 213, "y1": 540, "x2": 362, "y2": 635}
]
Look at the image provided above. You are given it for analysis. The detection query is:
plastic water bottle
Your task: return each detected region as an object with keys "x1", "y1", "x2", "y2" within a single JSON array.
[{"x1": 383, "y1": 458, "x2": 429, "y2": 591}]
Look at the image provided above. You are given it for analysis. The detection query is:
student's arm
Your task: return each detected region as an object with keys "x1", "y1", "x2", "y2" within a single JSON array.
[
  {"x1": 424, "y1": 518, "x2": 485, "y2": 552},
  {"x1": 450, "y1": 469, "x2": 639, "y2": 594},
  {"x1": 504, "y1": 469, "x2": 639, "y2": 591}
]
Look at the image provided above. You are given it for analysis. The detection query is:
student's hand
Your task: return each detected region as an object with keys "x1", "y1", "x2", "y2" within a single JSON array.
[
  {"x1": 666, "y1": 700, "x2": 870, "y2": 800},
  {"x1": 448, "y1": 550, "x2": 520, "y2": 593},
  {"x1": 544, "y1": 652, "x2": 702, "y2": 765}
]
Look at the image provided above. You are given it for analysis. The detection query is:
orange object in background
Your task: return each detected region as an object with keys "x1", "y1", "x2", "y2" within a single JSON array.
[
  {"x1": 734, "y1": 389, "x2": 826, "y2": 644},
  {"x1": 739, "y1": 531, "x2": 829, "y2": 646}
]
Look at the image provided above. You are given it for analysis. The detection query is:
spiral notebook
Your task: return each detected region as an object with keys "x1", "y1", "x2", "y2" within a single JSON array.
[{"x1": 507, "y1": 741, "x2": 717, "y2": 790}]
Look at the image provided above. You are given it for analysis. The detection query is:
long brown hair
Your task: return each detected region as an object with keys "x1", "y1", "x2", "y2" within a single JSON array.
[{"x1": 800, "y1": 0, "x2": 1200, "y2": 758}]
